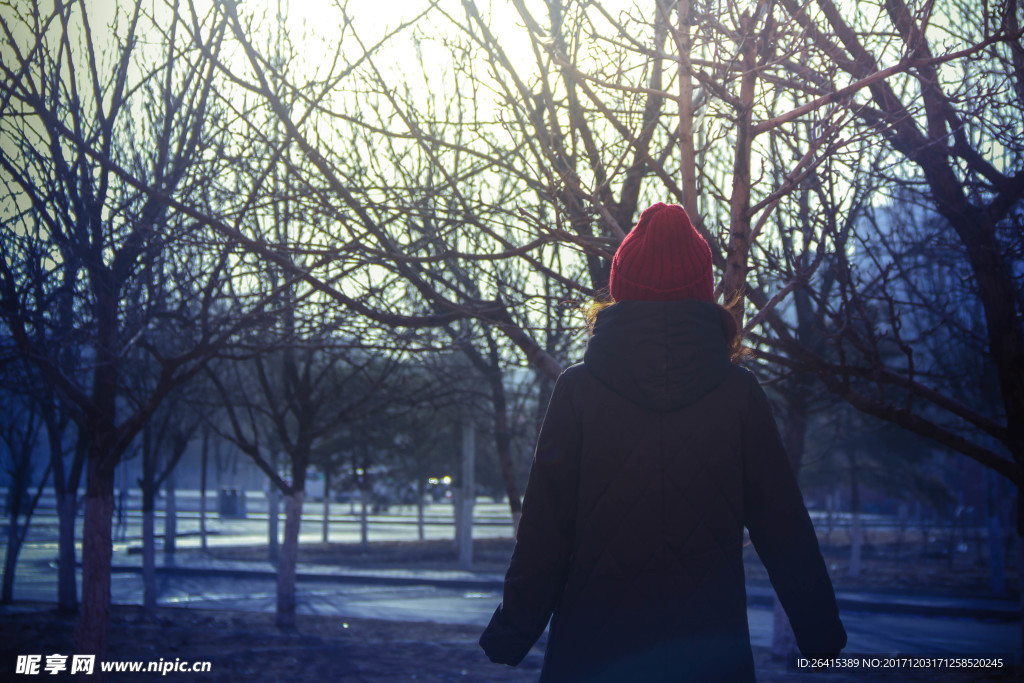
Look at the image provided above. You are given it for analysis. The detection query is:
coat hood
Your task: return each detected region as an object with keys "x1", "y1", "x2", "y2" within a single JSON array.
[{"x1": 583, "y1": 300, "x2": 733, "y2": 413}]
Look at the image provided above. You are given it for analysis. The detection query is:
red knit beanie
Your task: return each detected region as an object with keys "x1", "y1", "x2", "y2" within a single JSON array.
[{"x1": 609, "y1": 203, "x2": 714, "y2": 302}]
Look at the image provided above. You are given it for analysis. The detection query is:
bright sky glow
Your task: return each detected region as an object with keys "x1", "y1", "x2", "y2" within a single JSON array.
[{"x1": 3, "y1": 0, "x2": 1013, "y2": 316}]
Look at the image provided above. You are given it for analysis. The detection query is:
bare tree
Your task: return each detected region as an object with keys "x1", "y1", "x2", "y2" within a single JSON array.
[
  {"x1": 738, "y1": 0, "x2": 1024, "y2": 495},
  {"x1": 0, "y1": 368, "x2": 50, "y2": 604},
  {"x1": 130, "y1": 382, "x2": 202, "y2": 617},
  {"x1": 208, "y1": 303, "x2": 407, "y2": 629},
  {"x1": 0, "y1": 0, "x2": 270, "y2": 660}
]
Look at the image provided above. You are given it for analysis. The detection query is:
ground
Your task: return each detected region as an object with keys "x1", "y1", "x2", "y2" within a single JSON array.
[
  {"x1": 0, "y1": 605, "x2": 1018, "y2": 682},
  {"x1": 1, "y1": 536, "x2": 1018, "y2": 681}
]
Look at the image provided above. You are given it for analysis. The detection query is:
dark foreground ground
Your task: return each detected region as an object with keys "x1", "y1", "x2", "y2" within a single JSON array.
[
  {"x1": 0, "y1": 604, "x2": 1019, "y2": 682},
  {"x1": 1, "y1": 536, "x2": 1019, "y2": 681}
]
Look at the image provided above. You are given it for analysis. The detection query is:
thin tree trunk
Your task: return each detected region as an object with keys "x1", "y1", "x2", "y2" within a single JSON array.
[
  {"x1": 142, "y1": 483, "x2": 157, "y2": 616},
  {"x1": 494, "y1": 411, "x2": 522, "y2": 535},
  {"x1": 985, "y1": 471, "x2": 1005, "y2": 594},
  {"x1": 417, "y1": 478, "x2": 425, "y2": 541},
  {"x1": 1, "y1": 507, "x2": 21, "y2": 603},
  {"x1": 0, "y1": 439, "x2": 43, "y2": 603},
  {"x1": 675, "y1": 1, "x2": 699, "y2": 218},
  {"x1": 475, "y1": 332, "x2": 522, "y2": 534},
  {"x1": 268, "y1": 453, "x2": 280, "y2": 564},
  {"x1": 276, "y1": 489, "x2": 304, "y2": 630},
  {"x1": 45, "y1": 402, "x2": 80, "y2": 615},
  {"x1": 452, "y1": 486, "x2": 461, "y2": 551},
  {"x1": 360, "y1": 486, "x2": 369, "y2": 548},
  {"x1": 721, "y1": 9, "x2": 758, "y2": 318},
  {"x1": 54, "y1": 423, "x2": 87, "y2": 616},
  {"x1": 321, "y1": 470, "x2": 330, "y2": 544},
  {"x1": 487, "y1": 374, "x2": 521, "y2": 534},
  {"x1": 459, "y1": 422, "x2": 475, "y2": 570},
  {"x1": 115, "y1": 461, "x2": 127, "y2": 543},
  {"x1": 200, "y1": 430, "x2": 208, "y2": 552},
  {"x1": 141, "y1": 426, "x2": 157, "y2": 617},
  {"x1": 56, "y1": 490, "x2": 78, "y2": 613},
  {"x1": 164, "y1": 468, "x2": 176, "y2": 566}
]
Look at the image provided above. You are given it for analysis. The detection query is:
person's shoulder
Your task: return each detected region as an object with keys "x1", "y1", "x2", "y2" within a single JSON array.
[
  {"x1": 559, "y1": 362, "x2": 588, "y2": 382},
  {"x1": 551, "y1": 363, "x2": 595, "y2": 402},
  {"x1": 712, "y1": 364, "x2": 766, "y2": 406},
  {"x1": 731, "y1": 364, "x2": 758, "y2": 384},
  {"x1": 717, "y1": 363, "x2": 758, "y2": 389}
]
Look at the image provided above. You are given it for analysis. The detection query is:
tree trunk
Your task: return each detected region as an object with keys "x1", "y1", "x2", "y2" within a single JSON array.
[
  {"x1": 360, "y1": 486, "x2": 369, "y2": 548},
  {"x1": 0, "y1": 440, "x2": 40, "y2": 604},
  {"x1": 141, "y1": 425, "x2": 157, "y2": 617},
  {"x1": 44, "y1": 401, "x2": 81, "y2": 615},
  {"x1": 675, "y1": 2, "x2": 699, "y2": 218},
  {"x1": 56, "y1": 490, "x2": 78, "y2": 613},
  {"x1": 74, "y1": 455, "x2": 115, "y2": 660},
  {"x1": 115, "y1": 463, "x2": 128, "y2": 543},
  {"x1": 321, "y1": 470, "x2": 330, "y2": 544},
  {"x1": 416, "y1": 478, "x2": 425, "y2": 541},
  {"x1": 164, "y1": 468, "x2": 177, "y2": 566},
  {"x1": 200, "y1": 431, "x2": 208, "y2": 552},
  {"x1": 488, "y1": 372, "x2": 522, "y2": 534},
  {"x1": 142, "y1": 483, "x2": 157, "y2": 616},
  {"x1": 472, "y1": 333, "x2": 523, "y2": 535},
  {"x1": 268, "y1": 458, "x2": 280, "y2": 563},
  {"x1": 459, "y1": 422, "x2": 475, "y2": 570},
  {"x1": 276, "y1": 489, "x2": 304, "y2": 630},
  {"x1": 1, "y1": 506, "x2": 21, "y2": 603},
  {"x1": 452, "y1": 486, "x2": 462, "y2": 551},
  {"x1": 721, "y1": 9, "x2": 757, "y2": 317},
  {"x1": 984, "y1": 471, "x2": 1005, "y2": 595}
]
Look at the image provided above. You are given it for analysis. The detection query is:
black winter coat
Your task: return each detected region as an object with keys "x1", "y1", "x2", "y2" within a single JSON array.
[{"x1": 479, "y1": 300, "x2": 846, "y2": 681}]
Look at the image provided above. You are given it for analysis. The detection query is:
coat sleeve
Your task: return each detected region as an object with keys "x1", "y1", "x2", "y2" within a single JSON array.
[
  {"x1": 479, "y1": 370, "x2": 581, "y2": 665},
  {"x1": 740, "y1": 371, "x2": 847, "y2": 658}
]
